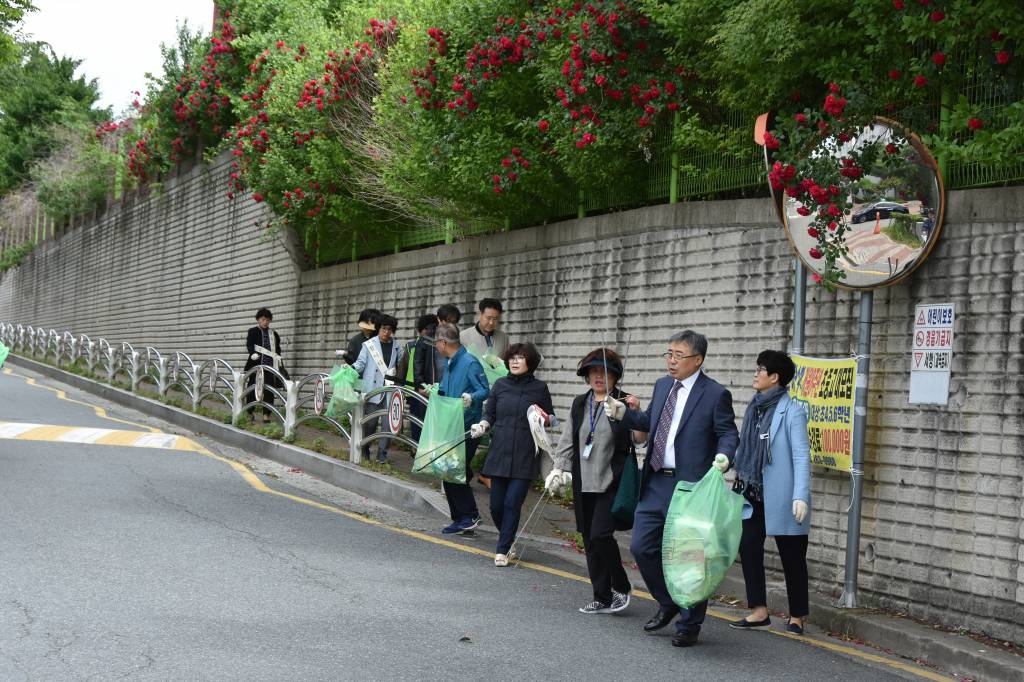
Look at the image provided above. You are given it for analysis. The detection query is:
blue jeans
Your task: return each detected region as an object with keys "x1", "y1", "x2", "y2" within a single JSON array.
[
  {"x1": 488, "y1": 477, "x2": 532, "y2": 554},
  {"x1": 630, "y1": 473, "x2": 708, "y2": 634}
]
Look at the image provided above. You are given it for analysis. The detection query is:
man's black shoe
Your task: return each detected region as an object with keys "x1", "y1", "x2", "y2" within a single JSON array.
[
  {"x1": 671, "y1": 630, "x2": 699, "y2": 648},
  {"x1": 643, "y1": 607, "x2": 679, "y2": 632}
]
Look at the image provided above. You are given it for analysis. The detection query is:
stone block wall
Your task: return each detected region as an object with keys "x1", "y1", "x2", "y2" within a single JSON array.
[{"x1": 1, "y1": 154, "x2": 1020, "y2": 643}]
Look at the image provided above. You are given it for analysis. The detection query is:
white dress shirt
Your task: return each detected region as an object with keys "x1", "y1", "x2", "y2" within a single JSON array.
[{"x1": 662, "y1": 371, "x2": 700, "y2": 469}]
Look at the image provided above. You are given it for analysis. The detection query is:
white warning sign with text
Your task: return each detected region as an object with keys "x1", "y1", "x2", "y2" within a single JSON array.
[{"x1": 909, "y1": 303, "x2": 954, "y2": 405}]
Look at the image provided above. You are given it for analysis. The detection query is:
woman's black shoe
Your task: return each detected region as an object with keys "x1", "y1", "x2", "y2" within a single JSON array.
[
  {"x1": 729, "y1": 616, "x2": 771, "y2": 629},
  {"x1": 643, "y1": 607, "x2": 680, "y2": 632},
  {"x1": 786, "y1": 620, "x2": 804, "y2": 635}
]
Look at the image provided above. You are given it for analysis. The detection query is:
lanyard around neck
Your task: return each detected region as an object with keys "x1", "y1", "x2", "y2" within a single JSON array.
[{"x1": 587, "y1": 393, "x2": 602, "y2": 437}]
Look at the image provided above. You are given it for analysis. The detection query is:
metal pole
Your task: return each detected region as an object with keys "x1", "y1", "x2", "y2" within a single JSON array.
[
  {"x1": 350, "y1": 400, "x2": 364, "y2": 464},
  {"x1": 839, "y1": 289, "x2": 872, "y2": 608},
  {"x1": 937, "y1": 87, "x2": 952, "y2": 182},
  {"x1": 792, "y1": 260, "x2": 807, "y2": 353},
  {"x1": 669, "y1": 111, "x2": 680, "y2": 204}
]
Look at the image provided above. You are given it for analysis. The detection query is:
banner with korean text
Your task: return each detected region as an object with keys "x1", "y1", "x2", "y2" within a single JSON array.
[{"x1": 788, "y1": 354, "x2": 857, "y2": 471}]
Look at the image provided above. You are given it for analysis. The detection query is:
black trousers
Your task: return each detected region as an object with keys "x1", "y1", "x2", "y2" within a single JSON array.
[
  {"x1": 442, "y1": 437, "x2": 480, "y2": 522},
  {"x1": 245, "y1": 365, "x2": 278, "y2": 414},
  {"x1": 738, "y1": 498, "x2": 809, "y2": 617},
  {"x1": 408, "y1": 397, "x2": 426, "y2": 441},
  {"x1": 576, "y1": 486, "x2": 631, "y2": 604}
]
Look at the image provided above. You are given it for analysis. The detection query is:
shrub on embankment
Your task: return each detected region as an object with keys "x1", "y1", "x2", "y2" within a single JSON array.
[{"x1": 2, "y1": 0, "x2": 1022, "y2": 266}]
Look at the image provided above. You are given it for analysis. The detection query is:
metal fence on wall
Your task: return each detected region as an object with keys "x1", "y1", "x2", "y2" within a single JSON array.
[
  {"x1": 0, "y1": 321, "x2": 427, "y2": 466},
  {"x1": 3, "y1": 68, "x2": 1020, "y2": 262}
]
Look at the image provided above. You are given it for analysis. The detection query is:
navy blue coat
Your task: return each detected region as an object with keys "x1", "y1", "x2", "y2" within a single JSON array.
[
  {"x1": 481, "y1": 373, "x2": 554, "y2": 480},
  {"x1": 623, "y1": 372, "x2": 738, "y2": 485}
]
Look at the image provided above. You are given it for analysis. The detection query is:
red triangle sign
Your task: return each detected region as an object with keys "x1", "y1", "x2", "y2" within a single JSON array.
[
  {"x1": 914, "y1": 352, "x2": 923, "y2": 367},
  {"x1": 916, "y1": 310, "x2": 925, "y2": 325}
]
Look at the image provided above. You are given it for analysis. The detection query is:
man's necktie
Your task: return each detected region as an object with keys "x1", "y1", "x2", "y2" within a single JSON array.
[{"x1": 649, "y1": 380, "x2": 682, "y2": 471}]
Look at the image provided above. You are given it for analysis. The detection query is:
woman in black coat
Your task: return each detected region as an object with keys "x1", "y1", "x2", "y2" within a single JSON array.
[
  {"x1": 244, "y1": 308, "x2": 288, "y2": 422},
  {"x1": 471, "y1": 342, "x2": 555, "y2": 567}
]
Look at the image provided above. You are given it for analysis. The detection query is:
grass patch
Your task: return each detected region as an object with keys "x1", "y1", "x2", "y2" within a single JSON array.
[{"x1": 883, "y1": 214, "x2": 925, "y2": 248}]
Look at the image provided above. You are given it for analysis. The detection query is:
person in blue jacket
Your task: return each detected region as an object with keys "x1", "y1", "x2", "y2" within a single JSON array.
[
  {"x1": 729, "y1": 350, "x2": 812, "y2": 635},
  {"x1": 434, "y1": 322, "x2": 490, "y2": 535}
]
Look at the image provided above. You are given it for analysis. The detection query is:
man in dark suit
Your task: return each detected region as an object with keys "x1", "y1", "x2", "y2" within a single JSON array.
[{"x1": 606, "y1": 330, "x2": 738, "y2": 648}]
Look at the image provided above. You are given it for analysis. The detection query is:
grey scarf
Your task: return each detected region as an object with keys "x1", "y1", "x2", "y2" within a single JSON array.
[{"x1": 732, "y1": 386, "x2": 786, "y2": 501}]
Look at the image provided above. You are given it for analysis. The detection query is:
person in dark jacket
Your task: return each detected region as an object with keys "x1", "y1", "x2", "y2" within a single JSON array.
[
  {"x1": 414, "y1": 304, "x2": 459, "y2": 395},
  {"x1": 244, "y1": 308, "x2": 289, "y2": 422},
  {"x1": 399, "y1": 313, "x2": 438, "y2": 441},
  {"x1": 343, "y1": 308, "x2": 381, "y2": 364},
  {"x1": 605, "y1": 329, "x2": 738, "y2": 648},
  {"x1": 471, "y1": 342, "x2": 555, "y2": 567},
  {"x1": 549, "y1": 348, "x2": 637, "y2": 613}
]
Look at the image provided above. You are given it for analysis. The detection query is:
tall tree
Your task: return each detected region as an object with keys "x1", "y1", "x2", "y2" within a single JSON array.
[
  {"x1": 0, "y1": 0, "x2": 33, "y2": 68},
  {"x1": 0, "y1": 40, "x2": 106, "y2": 193}
]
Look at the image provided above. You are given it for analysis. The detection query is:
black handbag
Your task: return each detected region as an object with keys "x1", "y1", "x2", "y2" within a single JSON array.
[{"x1": 611, "y1": 449, "x2": 641, "y2": 530}]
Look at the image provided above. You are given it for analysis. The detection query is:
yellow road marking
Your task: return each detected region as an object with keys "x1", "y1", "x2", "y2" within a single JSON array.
[
  {"x1": 0, "y1": 366, "x2": 948, "y2": 680},
  {"x1": 190, "y1": 449, "x2": 949, "y2": 680},
  {"x1": 2, "y1": 367, "x2": 160, "y2": 432},
  {"x1": 0, "y1": 421, "x2": 200, "y2": 453},
  {"x1": 14, "y1": 424, "x2": 70, "y2": 441},
  {"x1": 96, "y1": 430, "x2": 155, "y2": 446}
]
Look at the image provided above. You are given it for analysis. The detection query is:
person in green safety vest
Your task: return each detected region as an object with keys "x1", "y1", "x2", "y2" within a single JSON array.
[{"x1": 396, "y1": 314, "x2": 438, "y2": 441}]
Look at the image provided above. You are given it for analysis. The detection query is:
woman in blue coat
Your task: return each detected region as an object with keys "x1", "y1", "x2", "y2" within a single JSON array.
[{"x1": 729, "y1": 350, "x2": 811, "y2": 634}]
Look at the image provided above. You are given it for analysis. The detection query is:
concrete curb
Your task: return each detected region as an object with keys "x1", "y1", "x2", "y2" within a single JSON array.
[
  {"x1": 713, "y1": 558, "x2": 1022, "y2": 681},
  {"x1": 8, "y1": 354, "x2": 1023, "y2": 681}
]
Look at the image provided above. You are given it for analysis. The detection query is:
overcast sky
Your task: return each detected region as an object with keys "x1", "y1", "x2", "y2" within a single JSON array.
[{"x1": 20, "y1": 0, "x2": 214, "y2": 117}]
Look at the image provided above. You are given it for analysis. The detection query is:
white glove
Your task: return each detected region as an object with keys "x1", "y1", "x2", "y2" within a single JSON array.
[
  {"x1": 793, "y1": 499, "x2": 809, "y2": 524},
  {"x1": 713, "y1": 454, "x2": 730, "y2": 473},
  {"x1": 544, "y1": 469, "x2": 571, "y2": 494},
  {"x1": 461, "y1": 393, "x2": 472, "y2": 408},
  {"x1": 604, "y1": 395, "x2": 626, "y2": 420},
  {"x1": 470, "y1": 420, "x2": 490, "y2": 439},
  {"x1": 250, "y1": 353, "x2": 259, "y2": 361}
]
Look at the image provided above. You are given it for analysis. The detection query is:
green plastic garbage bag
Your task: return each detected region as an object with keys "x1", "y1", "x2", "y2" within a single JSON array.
[
  {"x1": 0, "y1": 341, "x2": 9, "y2": 369},
  {"x1": 662, "y1": 467, "x2": 745, "y2": 608},
  {"x1": 411, "y1": 385, "x2": 467, "y2": 484},
  {"x1": 326, "y1": 365, "x2": 362, "y2": 417},
  {"x1": 468, "y1": 346, "x2": 508, "y2": 386}
]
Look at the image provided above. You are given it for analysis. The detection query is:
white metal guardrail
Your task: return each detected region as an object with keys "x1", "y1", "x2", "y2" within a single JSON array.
[{"x1": 0, "y1": 322, "x2": 428, "y2": 464}]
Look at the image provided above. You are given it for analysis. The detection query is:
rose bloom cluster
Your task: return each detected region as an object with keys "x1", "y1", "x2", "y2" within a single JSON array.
[
  {"x1": 225, "y1": 18, "x2": 398, "y2": 219},
  {"x1": 767, "y1": 84, "x2": 868, "y2": 285},
  {"x1": 404, "y1": 1, "x2": 685, "y2": 193}
]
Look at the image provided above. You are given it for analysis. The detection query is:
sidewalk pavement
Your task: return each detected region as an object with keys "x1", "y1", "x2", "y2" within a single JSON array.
[{"x1": 9, "y1": 353, "x2": 1024, "y2": 682}]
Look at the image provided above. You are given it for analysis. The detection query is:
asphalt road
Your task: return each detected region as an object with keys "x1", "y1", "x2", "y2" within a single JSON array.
[{"x1": 0, "y1": 366, "x2": 919, "y2": 681}]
